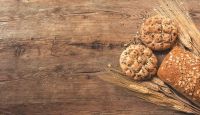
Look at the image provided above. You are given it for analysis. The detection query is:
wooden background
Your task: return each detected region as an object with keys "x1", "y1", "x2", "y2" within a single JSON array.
[{"x1": 0, "y1": 0, "x2": 200, "y2": 115}]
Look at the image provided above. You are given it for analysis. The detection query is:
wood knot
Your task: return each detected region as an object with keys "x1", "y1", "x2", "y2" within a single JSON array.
[{"x1": 14, "y1": 44, "x2": 26, "y2": 57}]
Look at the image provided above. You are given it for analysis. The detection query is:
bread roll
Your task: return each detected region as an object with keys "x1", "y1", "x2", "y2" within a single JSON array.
[
  {"x1": 120, "y1": 44, "x2": 157, "y2": 81},
  {"x1": 140, "y1": 15, "x2": 178, "y2": 51},
  {"x1": 158, "y1": 46, "x2": 200, "y2": 102}
]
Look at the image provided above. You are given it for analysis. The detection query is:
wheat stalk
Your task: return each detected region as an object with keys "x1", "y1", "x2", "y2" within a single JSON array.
[
  {"x1": 99, "y1": 68, "x2": 200, "y2": 114},
  {"x1": 155, "y1": 0, "x2": 200, "y2": 56}
]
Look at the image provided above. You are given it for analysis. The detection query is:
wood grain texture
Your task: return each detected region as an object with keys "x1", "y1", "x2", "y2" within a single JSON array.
[{"x1": 0, "y1": 0, "x2": 199, "y2": 115}]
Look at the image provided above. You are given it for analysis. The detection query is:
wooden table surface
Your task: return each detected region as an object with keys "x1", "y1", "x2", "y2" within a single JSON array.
[{"x1": 0, "y1": 0, "x2": 200, "y2": 115}]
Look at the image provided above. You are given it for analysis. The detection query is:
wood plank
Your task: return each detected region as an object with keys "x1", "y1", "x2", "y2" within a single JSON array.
[{"x1": 0, "y1": 0, "x2": 200, "y2": 114}]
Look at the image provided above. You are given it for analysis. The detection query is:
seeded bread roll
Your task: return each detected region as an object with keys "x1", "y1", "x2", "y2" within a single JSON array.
[
  {"x1": 140, "y1": 15, "x2": 178, "y2": 51},
  {"x1": 158, "y1": 46, "x2": 200, "y2": 102},
  {"x1": 120, "y1": 44, "x2": 158, "y2": 81}
]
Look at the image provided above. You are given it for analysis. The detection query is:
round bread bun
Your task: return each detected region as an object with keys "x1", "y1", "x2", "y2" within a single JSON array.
[
  {"x1": 120, "y1": 44, "x2": 158, "y2": 81},
  {"x1": 140, "y1": 15, "x2": 178, "y2": 51}
]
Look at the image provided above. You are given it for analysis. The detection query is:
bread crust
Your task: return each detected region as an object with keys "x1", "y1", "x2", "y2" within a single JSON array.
[
  {"x1": 120, "y1": 44, "x2": 157, "y2": 81},
  {"x1": 140, "y1": 15, "x2": 178, "y2": 51},
  {"x1": 158, "y1": 46, "x2": 200, "y2": 102}
]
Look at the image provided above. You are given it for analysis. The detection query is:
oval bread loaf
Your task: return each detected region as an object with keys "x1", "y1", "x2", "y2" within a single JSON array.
[{"x1": 158, "y1": 46, "x2": 200, "y2": 102}]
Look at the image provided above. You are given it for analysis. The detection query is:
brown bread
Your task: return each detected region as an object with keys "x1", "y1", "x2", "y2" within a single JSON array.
[{"x1": 158, "y1": 46, "x2": 200, "y2": 102}]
